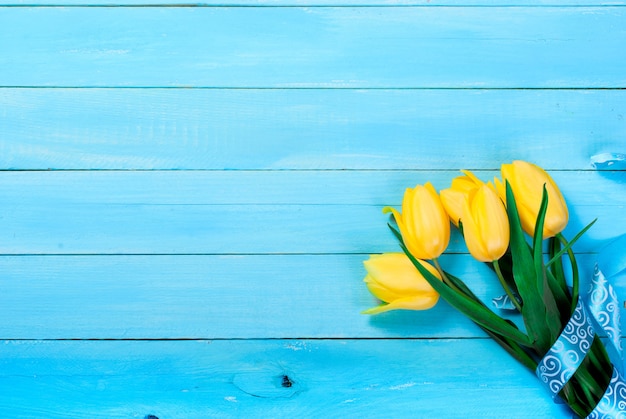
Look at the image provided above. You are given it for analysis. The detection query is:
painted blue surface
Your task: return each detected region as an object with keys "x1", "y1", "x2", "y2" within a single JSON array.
[
  {"x1": 1, "y1": 89, "x2": 625, "y2": 170},
  {"x1": 0, "y1": 340, "x2": 574, "y2": 418},
  {"x1": 1, "y1": 7, "x2": 625, "y2": 88},
  {"x1": 0, "y1": 0, "x2": 625, "y2": 418}
]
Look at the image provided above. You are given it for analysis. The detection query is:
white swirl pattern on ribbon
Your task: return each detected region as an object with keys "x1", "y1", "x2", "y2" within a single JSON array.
[
  {"x1": 589, "y1": 266, "x2": 623, "y2": 356},
  {"x1": 584, "y1": 263, "x2": 626, "y2": 418},
  {"x1": 587, "y1": 368, "x2": 626, "y2": 419},
  {"x1": 536, "y1": 263, "x2": 626, "y2": 418},
  {"x1": 536, "y1": 301, "x2": 595, "y2": 399}
]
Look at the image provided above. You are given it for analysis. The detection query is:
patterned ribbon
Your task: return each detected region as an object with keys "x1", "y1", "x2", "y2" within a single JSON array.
[
  {"x1": 587, "y1": 367, "x2": 626, "y2": 419},
  {"x1": 588, "y1": 266, "x2": 623, "y2": 375},
  {"x1": 536, "y1": 234, "x2": 626, "y2": 418},
  {"x1": 536, "y1": 300, "x2": 595, "y2": 399}
]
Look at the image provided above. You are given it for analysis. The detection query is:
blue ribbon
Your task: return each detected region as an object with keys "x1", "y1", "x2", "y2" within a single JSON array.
[
  {"x1": 535, "y1": 235, "x2": 626, "y2": 418},
  {"x1": 580, "y1": 266, "x2": 626, "y2": 418},
  {"x1": 590, "y1": 153, "x2": 626, "y2": 170},
  {"x1": 587, "y1": 235, "x2": 626, "y2": 418},
  {"x1": 588, "y1": 266, "x2": 623, "y2": 375},
  {"x1": 586, "y1": 367, "x2": 626, "y2": 419},
  {"x1": 534, "y1": 156, "x2": 626, "y2": 417},
  {"x1": 536, "y1": 300, "x2": 595, "y2": 399}
]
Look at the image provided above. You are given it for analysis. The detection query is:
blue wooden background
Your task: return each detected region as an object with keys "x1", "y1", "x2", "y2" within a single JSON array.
[{"x1": 1, "y1": 0, "x2": 625, "y2": 417}]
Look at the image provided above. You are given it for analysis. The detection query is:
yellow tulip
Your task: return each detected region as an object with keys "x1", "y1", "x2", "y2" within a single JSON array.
[
  {"x1": 383, "y1": 182, "x2": 450, "y2": 260},
  {"x1": 501, "y1": 160, "x2": 568, "y2": 239},
  {"x1": 362, "y1": 253, "x2": 441, "y2": 314},
  {"x1": 461, "y1": 184, "x2": 510, "y2": 262},
  {"x1": 440, "y1": 170, "x2": 485, "y2": 226},
  {"x1": 493, "y1": 176, "x2": 505, "y2": 200}
]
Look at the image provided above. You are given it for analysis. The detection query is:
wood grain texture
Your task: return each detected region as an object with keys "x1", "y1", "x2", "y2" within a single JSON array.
[
  {"x1": 1, "y1": 0, "x2": 624, "y2": 415},
  {"x1": 0, "y1": 254, "x2": 612, "y2": 339},
  {"x1": 0, "y1": 339, "x2": 573, "y2": 418},
  {"x1": 0, "y1": 171, "x2": 623, "y2": 255},
  {"x1": 2, "y1": 0, "x2": 624, "y2": 6},
  {"x1": 0, "y1": 7, "x2": 624, "y2": 88},
  {"x1": 1, "y1": 89, "x2": 625, "y2": 170},
  {"x1": 2, "y1": 170, "x2": 624, "y2": 206}
]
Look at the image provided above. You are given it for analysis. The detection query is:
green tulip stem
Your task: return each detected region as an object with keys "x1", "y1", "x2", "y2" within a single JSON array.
[
  {"x1": 493, "y1": 259, "x2": 522, "y2": 312},
  {"x1": 432, "y1": 258, "x2": 464, "y2": 295},
  {"x1": 557, "y1": 233, "x2": 579, "y2": 313}
]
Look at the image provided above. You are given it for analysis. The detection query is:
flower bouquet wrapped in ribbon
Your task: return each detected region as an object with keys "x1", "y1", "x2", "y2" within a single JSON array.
[{"x1": 363, "y1": 160, "x2": 626, "y2": 418}]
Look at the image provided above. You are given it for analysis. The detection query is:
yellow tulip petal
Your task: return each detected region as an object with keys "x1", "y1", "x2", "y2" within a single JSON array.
[
  {"x1": 476, "y1": 186, "x2": 509, "y2": 260},
  {"x1": 424, "y1": 181, "x2": 438, "y2": 196},
  {"x1": 502, "y1": 160, "x2": 568, "y2": 239},
  {"x1": 363, "y1": 253, "x2": 439, "y2": 294},
  {"x1": 450, "y1": 176, "x2": 478, "y2": 193},
  {"x1": 486, "y1": 180, "x2": 499, "y2": 197},
  {"x1": 493, "y1": 177, "x2": 505, "y2": 202},
  {"x1": 461, "y1": 197, "x2": 490, "y2": 262},
  {"x1": 420, "y1": 184, "x2": 450, "y2": 258},
  {"x1": 440, "y1": 188, "x2": 466, "y2": 226},
  {"x1": 383, "y1": 205, "x2": 409, "y2": 240},
  {"x1": 362, "y1": 294, "x2": 440, "y2": 315},
  {"x1": 385, "y1": 184, "x2": 451, "y2": 260},
  {"x1": 364, "y1": 277, "x2": 404, "y2": 303},
  {"x1": 382, "y1": 205, "x2": 401, "y2": 221},
  {"x1": 460, "y1": 169, "x2": 484, "y2": 187},
  {"x1": 461, "y1": 186, "x2": 509, "y2": 262},
  {"x1": 542, "y1": 176, "x2": 569, "y2": 237},
  {"x1": 517, "y1": 202, "x2": 539, "y2": 237},
  {"x1": 362, "y1": 253, "x2": 442, "y2": 315},
  {"x1": 398, "y1": 187, "x2": 427, "y2": 258},
  {"x1": 403, "y1": 186, "x2": 419, "y2": 238}
]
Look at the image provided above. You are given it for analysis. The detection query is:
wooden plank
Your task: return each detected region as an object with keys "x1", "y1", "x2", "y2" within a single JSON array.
[
  {"x1": 1, "y1": 88, "x2": 625, "y2": 170},
  {"x1": 0, "y1": 171, "x2": 623, "y2": 255},
  {"x1": 0, "y1": 254, "x2": 475, "y2": 339},
  {"x1": 0, "y1": 339, "x2": 572, "y2": 418},
  {"x1": 2, "y1": 170, "x2": 623, "y2": 206},
  {"x1": 2, "y1": 0, "x2": 623, "y2": 6},
  {"x1": 1, "y1": 172, "x2": 619, "y2": 339},
  {"x1": 0, "y1": 8, "x2": 624, "y2": 88},
  {"x1": 0, "y1": 254, "x2": 610, "y2": 339}
]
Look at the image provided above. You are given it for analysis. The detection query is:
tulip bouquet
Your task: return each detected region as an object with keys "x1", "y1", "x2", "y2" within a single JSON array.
[{"x1": 363, "y1": 161, "x2": 625, "y2": 418}]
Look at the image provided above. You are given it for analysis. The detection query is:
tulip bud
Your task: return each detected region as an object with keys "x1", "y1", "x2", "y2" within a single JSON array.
[
  {"x1": 501, "y1": 160, "x2": 568, "y2": 239},
  {"x1": 461, "y1": 184, "x2": 510, "y2": 262},
  {"x1": 383, "y1": 182, "x2": 450, "y2": 260},
  {"x1": 362, "y1": 253, "x2": 441, "y2": 314}
]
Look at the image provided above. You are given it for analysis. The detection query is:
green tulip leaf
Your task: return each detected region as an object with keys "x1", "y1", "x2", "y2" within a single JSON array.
[
  {"x1": 387, "y1": 220, "x2": 404, "y2": 243},
  {"x1": 532, "y1": 185, "x2": 562, "y2": 344},
  {"x1": 505, "y1": 182, "x2": 554, "y2": 352},
  {"x1": 546, "y1": 238, "x2": 573, "y2": 323},
  {"x1": 442, "y1": 270, "x2": 481, "y2": 302},
  {"x1": 546, "y1": 219, "x2": 596, "y2": 268},
  {"x1": 548, "y1": 237, "x2": 568, "y2": 296},
  {"x1": 547, "y1": 221, "x2": 595, "y2": 314},
  {"x1": 546, "y1": 268, "x2": 571, "y2": 325},
  {"x1": 557, "y1": 233, "x2": 583, "y2": 314}
]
